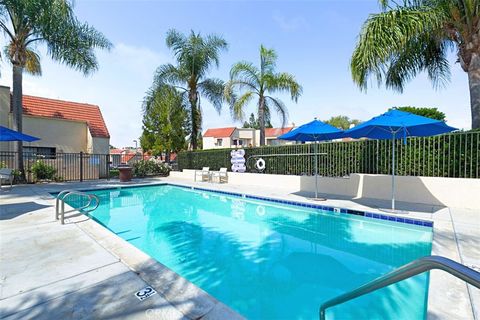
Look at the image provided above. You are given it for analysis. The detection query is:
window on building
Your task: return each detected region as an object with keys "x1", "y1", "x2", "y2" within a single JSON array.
[
  {"x1": 232, "y1": 139, "x2": 238, "y2": 146},
  {"x1": 238, "y1": 140, "x2": 243, "y2": 146},
  {"x1": 216, "y1": 138, "x2": 223, "y2": 147},
  {"x1": 23, "y1": 146, "x2": 56, "y2": 159}
]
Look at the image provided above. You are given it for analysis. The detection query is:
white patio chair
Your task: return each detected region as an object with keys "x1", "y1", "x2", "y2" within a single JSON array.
[
  {"x1": 195, "y1": 167, "x2": 210, "y2": 182},
  {"x1": 0, "y1": 168, "x2": 14, "y2": 189},
  {"x1": 211, "y1": 168, "x2": 228, "y2": 184}
]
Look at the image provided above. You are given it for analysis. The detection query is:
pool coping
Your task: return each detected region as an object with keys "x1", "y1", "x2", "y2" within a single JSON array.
[{"x1": 42, "y1": 180, "x2": 474, "y2": 319}]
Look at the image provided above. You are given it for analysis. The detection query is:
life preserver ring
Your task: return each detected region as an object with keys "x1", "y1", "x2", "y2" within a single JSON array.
[{"x1": 255, "y1": 158, "x2": 266, "y2": 171}]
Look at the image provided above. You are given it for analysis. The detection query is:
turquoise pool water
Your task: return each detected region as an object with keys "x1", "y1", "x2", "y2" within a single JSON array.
[{"x1": 64, "y1": 184, "x2": 432, "y2": 319}]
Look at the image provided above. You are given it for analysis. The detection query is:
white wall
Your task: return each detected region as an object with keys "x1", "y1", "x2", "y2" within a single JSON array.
[
  {"x1": 202, "y1": 137, "x2": 216, "y2": 150},
  {"x1": 202, "y1": 136, "x2": 232, "y2": 149},
  {"x1": 170, "y1": 170, "x2": 480, "y2": 209},
  {"x1": 91, "y1": 137, "x2": 110, "y2": 154}
]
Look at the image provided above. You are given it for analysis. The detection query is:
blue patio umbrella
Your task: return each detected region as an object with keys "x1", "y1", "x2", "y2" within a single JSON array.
[
  {"x1": 279, "y1": 119, "x2": 344, "y2": 199},
  {"x1": 344, "y1": 109, "x2": 457, "y2": 211},
  {"x1": 0, "y1": 126, "x2": 40, "y2": 142}
]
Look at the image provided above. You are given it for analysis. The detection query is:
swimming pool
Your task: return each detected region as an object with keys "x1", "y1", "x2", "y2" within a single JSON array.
[{"x1": 63, "y1": 184, "x2": 433, "y2": 319}]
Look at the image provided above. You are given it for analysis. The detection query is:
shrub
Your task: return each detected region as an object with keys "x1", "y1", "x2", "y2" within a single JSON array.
[
  {"x1": 132, "y1": 159, "x2": 171, "y2": 177},
  {"x1": 31, "y1": 160, "x2": 56, "y2": 181},
  {"x1": 109, "y1": 168, "x2": 119, "y2": 178}
]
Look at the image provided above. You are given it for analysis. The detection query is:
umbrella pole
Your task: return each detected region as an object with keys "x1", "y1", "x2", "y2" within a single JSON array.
[
  {"x1": 391, "y1": 133, "x2": 396, "y2": 211},
  {"x1": 315, "y1": 141, "x2": 318, "y2": 198}
]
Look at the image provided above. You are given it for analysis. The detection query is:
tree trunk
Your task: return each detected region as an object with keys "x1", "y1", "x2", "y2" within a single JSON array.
[
  {"x1": 189, "y1": 90, "x2": 198, "y2": 150},
  {"x1": 258, "y1": 96, "x2": 265, "y2": 146},
  {"x1": 12, "y1": 65, "x2": 25, "y2": 182},
  {"x1": 468, "y1": 53, "x2": 480, "y2": 129}
]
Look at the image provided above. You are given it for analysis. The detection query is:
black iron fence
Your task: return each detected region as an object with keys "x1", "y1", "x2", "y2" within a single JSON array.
[
  {"x1": 0, "y1": 152, "x2": 145, "y2": 183},
  {"x1": 178, "y1": 131, "x2": 480, "y2": 179}
]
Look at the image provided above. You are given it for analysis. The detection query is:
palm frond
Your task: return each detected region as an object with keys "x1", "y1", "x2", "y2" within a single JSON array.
[
  {"x1": 386, "y1": 34, "x2": 451, "y2": 91},
  {"x1": 24, "y1": 48, "x2": 41, "y2": 75},
  {"x1": 35, "y1": 0, "x2": 112, "y2": 75},
  {"x1": 260, "y1": 45, "x2": 277, "y2": 75},
  {"x1": 0, "y1": 0, "x2": 110, "y2": 75},
  {"x1": 351, "y1": 5, "x2": 447, "y2": 91},
  {"x1": 154, "y1": 63, "x2": 189, "y2": 88},
  {"x1": 166, "y1": 29, "x2": 187, "y2": 54},
  {"x1": 230, "y1": 91, "x2": 254, "y2": 121},
  {"x1": 265, "y1": 96, "x2": 288, "y2": 127},
  {"x1": 264, "y1": 72, "x2": 302, "y2": 102},
  {"x1": 198, "y1": 78, "x2": 225, "y2": 113},
  {"x1": 203, "y1": 33, "x2": 229, "y2": 68},
  {"x1": 229, "y1": 61, "x2": 260, "y2": 88},
  {"x1": 167, "y1": 29, "x2": 227, "y2": 80}
]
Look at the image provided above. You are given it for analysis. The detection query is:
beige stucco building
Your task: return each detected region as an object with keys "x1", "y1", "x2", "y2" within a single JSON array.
[{"x1": 0, "y1": 86, "x2": 110, "y2": 155}]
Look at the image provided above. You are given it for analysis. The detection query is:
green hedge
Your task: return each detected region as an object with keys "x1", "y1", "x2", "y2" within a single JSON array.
[{"x1": 177, "y1": 131, "x2": 480, "y2": 178}]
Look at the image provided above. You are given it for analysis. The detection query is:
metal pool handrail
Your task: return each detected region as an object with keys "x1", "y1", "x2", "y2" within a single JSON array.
[
  {"x1": 55, "y1": 190, "x2": 100, "y2": 224},
  {"x1": 55, "y1": 189, "x2": 77, "y2": 220},
  {"x1": 319, "y1": 255, "x2": 480, "y2": 320}
]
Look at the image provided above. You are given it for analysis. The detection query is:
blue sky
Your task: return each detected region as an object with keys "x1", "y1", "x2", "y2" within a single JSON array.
[{"x1": 0, "y1": 0, "x2": 470, "y2": 147}]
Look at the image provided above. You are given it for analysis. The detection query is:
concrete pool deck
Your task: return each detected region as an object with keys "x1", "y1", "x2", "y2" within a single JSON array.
[{"x1": 0, "y1": 178, "x2": 478, "y2": 319}]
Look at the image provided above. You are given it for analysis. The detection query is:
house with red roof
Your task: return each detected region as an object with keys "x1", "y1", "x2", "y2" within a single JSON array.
[
  {"x1": 263, "y1": 127, "x2": 294, "y2": 146},
  {"x1": 202, "y1": 126, "x2": 294, "y2": 150},
  {"x1": 0, "y1": 86, "x2": 110, "y2": 155}
]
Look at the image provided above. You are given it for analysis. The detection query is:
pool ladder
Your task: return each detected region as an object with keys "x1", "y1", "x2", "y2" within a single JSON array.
[
  {"x1": 55, "y1": 190, "x2": 100, "y2": 224},
  {"x1": 319, "y1": 255, "x2": 480, "y2": 319}
]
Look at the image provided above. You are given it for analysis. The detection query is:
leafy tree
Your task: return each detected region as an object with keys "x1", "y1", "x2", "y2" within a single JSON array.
[
  {"x1": 153, "y1": 29, "x2": 228, "y2": 150},
  {"x1": 390, "y1": 106, "x2": 446, "y2": 121},
  {"x1": 242, "y1": 112, "x2": 272, "y2": 129},
  {"x1": 351, "y1": 0, "x2": 480, "y2": 129},
  {"x1": 141, "y1": 85, "x2": 188, "y2": 160},
  {"x1": 225, "y1": 45, "x2": 302, "y2": 145},
  {"x1": 0, "y1": 0, "x2": 111, "y2": 179},
  {"x1": 325, "y1": 115, "x2": 361, "y2": 130}
]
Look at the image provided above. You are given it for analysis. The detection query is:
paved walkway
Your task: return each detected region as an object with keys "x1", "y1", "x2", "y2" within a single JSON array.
[{"x1": 0, "y1": 178, "x2": 478, "y2": 319}]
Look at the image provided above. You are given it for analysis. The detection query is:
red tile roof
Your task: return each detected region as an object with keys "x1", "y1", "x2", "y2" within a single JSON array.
[
  {"x1": 109, "y1": 148, "x2": 123, "y2": 154},
  {"x1": 265, "y1": 127, "x2": 293, "y2": 137},
  {"x1": 21, "y1": 95, "x2": 110, "y2": 138},
  {"x1": 203, "y1": 127, "x2": 236, "y2": 138}
]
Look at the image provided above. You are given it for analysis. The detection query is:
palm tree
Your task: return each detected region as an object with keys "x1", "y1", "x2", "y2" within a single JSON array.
[
  {"x1": 225, "y1": 45, "x2": 302, "y2": 146},
  {"x1": 153, "y1": 29, "x2": 228, "y2": 150},
  {"x1": 351, "y1": 0, "x2": 480, "y2": 129},
  {"x1": 0, "y1": 0, "x2": 111, "y2": 178}
]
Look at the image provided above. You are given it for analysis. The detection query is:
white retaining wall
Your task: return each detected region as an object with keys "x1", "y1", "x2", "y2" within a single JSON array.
[{"x1": 169, "y1": 170, "x2": 480, "y2": 209}]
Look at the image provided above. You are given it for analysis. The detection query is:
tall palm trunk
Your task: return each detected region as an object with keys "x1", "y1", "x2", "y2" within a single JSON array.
[
  {"x1": 258, "y1": 96, "x2": 266, "y2": 146},
  {"x1": 12, "y1": 65, "x2": 25, "y2": 181},
  {"x1": 468, "y1": 53, "x2": 480, "y2": 129},
  {"x1": 189, "y1": 90, "x2": 198, "y2": 150}
]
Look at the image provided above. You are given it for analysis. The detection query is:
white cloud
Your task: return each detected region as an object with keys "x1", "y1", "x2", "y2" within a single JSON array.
[
  {"x1": 272, "y1": 12, "x2": 308, "y2": 32},
  {"x1": 102, "y1": 42, "x2": 167, "y2": 79},
  {"x1": 0, "y1": 62, "x2": 58, "y2": 98}
]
